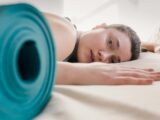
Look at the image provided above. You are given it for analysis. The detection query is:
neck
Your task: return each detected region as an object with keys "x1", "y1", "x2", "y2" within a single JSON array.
[
  {"x1": 77, "y1": 30, "x2": 83, "y2": 43},
  {"x1": 66, "y1": 30, "x2": 81, "y2": 62},
  {"x1": 67, "y1": 30, "x2": 86, "y2": 62},
  {"x1": 77, "y1": 30, "x2": 89, "y2": 41}
]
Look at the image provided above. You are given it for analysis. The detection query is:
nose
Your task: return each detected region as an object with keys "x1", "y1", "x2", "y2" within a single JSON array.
[{"x1": 98, "y1": 50, "x2": 111, "y2": 62}]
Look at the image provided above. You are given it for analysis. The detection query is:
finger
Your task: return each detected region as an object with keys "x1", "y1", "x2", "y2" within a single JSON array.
[
  {"x1": 128, "y1": 67, "x2": 154, "y2": 72},
  {"x1": 150, "y1": 72, "x2": 160, "y2": 81},
  {"x1": 121, "y1": 69, "x2": 154, "y2": 74},
  {"x1": 117, "y1": 71, "x2": 154, "y2": 80},
  {"x1": 151, "y1": 71, "x2": 160, "y2": 74},
  {"x1": 119, "y1": 69, "x2": 160, "y2": 79},
  {"x1": 108, "y1": 64, "x2": 154, "y2": 73},
  {"x1": 142, "y1": 68, "x2": 154, "y2": 71},
  {"x1": 115, "y1": 77, "x2": 154, "y2": 85},
  {"x1": 118, "y1": 65, "x2": 154, "y2": 72}
]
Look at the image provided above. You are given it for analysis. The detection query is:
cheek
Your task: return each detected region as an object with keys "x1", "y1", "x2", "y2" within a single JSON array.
[{"x1": 90, "y1": 37, "x2": 106, "y2": 50}]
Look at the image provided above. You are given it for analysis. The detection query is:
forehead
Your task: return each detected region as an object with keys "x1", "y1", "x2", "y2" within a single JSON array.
[{"x1": 106, "y1": 28, "x2": 132, "y2": 62}]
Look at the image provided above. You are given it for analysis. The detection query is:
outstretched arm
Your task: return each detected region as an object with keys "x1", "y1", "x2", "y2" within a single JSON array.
[
  {"x1": 56, "y1": 62, "x2": 160, "y2": 85},
  {"x1": 141, "y1": 41, "x2": 160, "y2": 53},
  {"x1": 56, "y1": 62, "x2": 75, "y2": 84}
]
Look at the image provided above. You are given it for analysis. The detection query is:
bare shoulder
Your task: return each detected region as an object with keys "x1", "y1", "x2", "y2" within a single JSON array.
[{"x1": 44, "y1": 12, "x2": 77, "y2": 61}]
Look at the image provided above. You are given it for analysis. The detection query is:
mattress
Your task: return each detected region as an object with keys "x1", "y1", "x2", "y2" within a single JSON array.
[{"x1": 36, "y1": 52, "x2": 160, "y2": 120}]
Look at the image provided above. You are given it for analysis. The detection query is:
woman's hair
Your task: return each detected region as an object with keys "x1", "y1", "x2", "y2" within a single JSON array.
[{"x1": 106, "y1": 24, "x2": 141, "y2": 60}]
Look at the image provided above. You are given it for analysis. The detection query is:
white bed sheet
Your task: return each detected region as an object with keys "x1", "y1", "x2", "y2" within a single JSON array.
[{"x1": 36, "y1": 53, "x2": 160, "y2": 120}]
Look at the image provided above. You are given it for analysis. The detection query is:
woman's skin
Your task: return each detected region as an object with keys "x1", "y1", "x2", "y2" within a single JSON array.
[
  {"x1": 141, "y1": 42, "x2": 160, "y2": 53},
  {"x1": 77, "y1": 26, "x2": 131, "y2": 63},
  {"x1": 44, "y1": 12, "x2": 160, "y2": 85}
]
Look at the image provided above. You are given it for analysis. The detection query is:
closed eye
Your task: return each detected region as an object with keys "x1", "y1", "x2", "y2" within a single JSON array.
[
  {"x1": 110, "y1": 55, "x2": 120, "y2": 63},
  {"x1": 109, "y1": 55, "x2": 115, "y2": 63},
  {"x1": 107, "y1": 39, "x2": 112, "y2": 48}
]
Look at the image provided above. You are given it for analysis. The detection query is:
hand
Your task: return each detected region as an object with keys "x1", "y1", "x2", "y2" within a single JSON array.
[
  {"x1": 74, "y1": 62, "x2": 160, "y2": 85},
  {"x1": 141, "y1": 41, "x2": 160, "y2": 53},
  {"x1": 154, "y1": 45, "x2": 160, "y2": 53}
]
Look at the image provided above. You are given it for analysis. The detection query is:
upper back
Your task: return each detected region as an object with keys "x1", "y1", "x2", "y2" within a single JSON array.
[{"x1": 44, "y1": 13, "x2": 77, "y2": 61}]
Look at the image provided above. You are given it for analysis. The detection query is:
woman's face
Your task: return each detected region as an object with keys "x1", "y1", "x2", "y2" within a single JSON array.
[{"x1": 77, "y1": 27, "x2": 132, "y2": 63}]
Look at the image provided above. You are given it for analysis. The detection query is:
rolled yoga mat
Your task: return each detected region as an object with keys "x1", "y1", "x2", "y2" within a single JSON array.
[{"x1": 0, "y1": 3, "x2": 56, "y2": 120}]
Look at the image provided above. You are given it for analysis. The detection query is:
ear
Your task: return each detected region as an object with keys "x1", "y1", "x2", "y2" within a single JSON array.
[{"x1": 92, "y1": 23, "x2": 107, "y2": 30}]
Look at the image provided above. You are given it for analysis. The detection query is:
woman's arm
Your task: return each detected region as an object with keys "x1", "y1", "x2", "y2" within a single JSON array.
[
  {"x1": 56, "y1": 62, "x2": 160, "y2": 85},
  {"x1": 56, "y1": 62, "x2": 76, "y2": 84},
  {"x1": 141, "y1": 41, "x2": 160, "y2": 53}
]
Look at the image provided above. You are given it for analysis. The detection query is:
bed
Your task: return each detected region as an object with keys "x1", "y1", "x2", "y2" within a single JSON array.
[{"x1": 36, "y1": 52, "x2": 160, "y2": 120}]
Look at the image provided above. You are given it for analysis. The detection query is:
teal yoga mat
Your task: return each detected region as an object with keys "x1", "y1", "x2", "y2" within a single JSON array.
[{"x1": 0, "y1": 3, "x2": 56, "y2": 120}]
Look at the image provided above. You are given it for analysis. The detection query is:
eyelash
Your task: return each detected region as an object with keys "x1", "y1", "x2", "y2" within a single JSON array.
[
  {"x1": 110, "y1": 56, "x2": 120, "y2": 63},
  {"x1": 110, "y1": 56, "x2": 115, "y2": 63}
]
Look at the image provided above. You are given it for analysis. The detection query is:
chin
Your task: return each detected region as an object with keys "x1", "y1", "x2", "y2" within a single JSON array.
[
  {"x1": 77, "y1": 51, "x2": 90, "y2": 63},
  {"x1": 77, "y1": 57, "x2": 88, "y2": 63}
]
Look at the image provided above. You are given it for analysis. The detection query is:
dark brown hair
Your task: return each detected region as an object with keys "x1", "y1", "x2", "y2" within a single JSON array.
[{"x1": 106, "y1": 24, "x2": 141, "y2": 60}]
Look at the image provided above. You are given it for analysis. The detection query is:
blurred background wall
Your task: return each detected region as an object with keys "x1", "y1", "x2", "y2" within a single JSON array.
[
  {"x1": 0, "y1": 0, "x2": 160, "y2": 41},
  {"x1": 0, "y1": 0, "x2": 64, "y2": 14},
  {"x1": 64, "y1": 0, "x2": 160, "y2": 41}
]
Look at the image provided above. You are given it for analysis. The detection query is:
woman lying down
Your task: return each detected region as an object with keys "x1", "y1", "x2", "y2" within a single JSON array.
[{"x1": 44, "y1": 12, "x2": 160, "y2": 85}]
